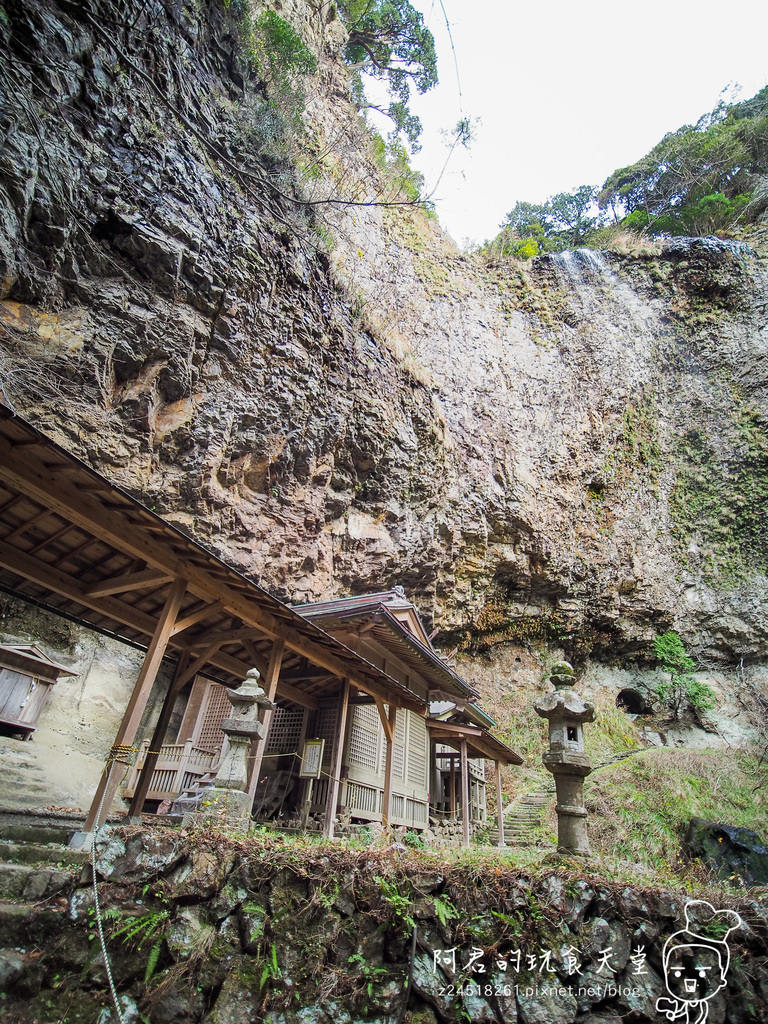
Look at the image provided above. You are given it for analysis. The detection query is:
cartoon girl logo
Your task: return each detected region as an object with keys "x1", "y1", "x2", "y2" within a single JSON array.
[{"x1": 656, "y1": 900, "x2": 742, "y2": 1023}]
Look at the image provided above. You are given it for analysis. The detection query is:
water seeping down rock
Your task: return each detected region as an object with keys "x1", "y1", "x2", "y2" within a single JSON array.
[{"x1": 1, "y1": 0, "x2": 768, "y2": 674}]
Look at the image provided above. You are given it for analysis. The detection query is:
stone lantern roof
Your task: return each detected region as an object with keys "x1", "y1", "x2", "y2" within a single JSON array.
[{"x1": 534, "y1": 660, "x2": 595, "y2": 721}]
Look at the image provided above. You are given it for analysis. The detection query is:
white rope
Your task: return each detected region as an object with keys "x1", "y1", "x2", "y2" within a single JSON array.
[{"x1": 90, "y1": 762, "x2": 128, "y2": 1024}]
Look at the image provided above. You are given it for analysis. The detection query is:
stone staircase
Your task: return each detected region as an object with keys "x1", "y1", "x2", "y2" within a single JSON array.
[
  {"x1": 485, "y1": 776, "x2": 557, "y2": 847},
  {"x1": 0, "y1": 739, "x2": 51, "y2": 810},
  {"x1": 0, "y1": 817, "x2": 90, "y2": 905},
  {"x1": 0, "y1": 819, "x2": 91, "y2": 993},
  {"x1": 483, "y1": 749, "x2": 643, "y2": 847}
]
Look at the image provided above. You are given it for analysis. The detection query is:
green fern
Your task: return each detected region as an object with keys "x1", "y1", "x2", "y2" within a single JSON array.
[
  {"x1": 375, "y1": 875, "x2": 415, "y2": 930},
  {"x1": 110, "y1": 908, "x2": 170, "y2": 983},
  {"x1": 433, "y1": 894, "x2": 458, "y2": 927},
  {"x1": 258, "y1": 942, "x2": 282, "y2": 991}
]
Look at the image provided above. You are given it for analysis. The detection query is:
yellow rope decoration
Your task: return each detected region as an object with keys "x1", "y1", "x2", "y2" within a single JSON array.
[{"x1": 106, "y1": 744, "x2": 139, "y2": 767}]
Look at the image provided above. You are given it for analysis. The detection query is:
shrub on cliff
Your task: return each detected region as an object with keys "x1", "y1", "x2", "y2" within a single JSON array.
[{"x1": 653, "y1": 631, "x2": 715, "y2": 720}]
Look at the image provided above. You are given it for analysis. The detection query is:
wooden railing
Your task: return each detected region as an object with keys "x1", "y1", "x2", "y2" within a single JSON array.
[{"x1": 121, "y1": 739, "x2": 220, "y2": 801}]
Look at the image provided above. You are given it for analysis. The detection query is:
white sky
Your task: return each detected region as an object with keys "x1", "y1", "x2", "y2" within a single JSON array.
[{"x1": 393, "y1": 0, "x2": 768, "y2": 248}]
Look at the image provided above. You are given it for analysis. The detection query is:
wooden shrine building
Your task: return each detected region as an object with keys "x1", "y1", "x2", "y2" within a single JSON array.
[
  {"x1": 0, "y1": 408, "x2": 521, "y2": 846},
  {"x1": 0, "y1": 643, "x2": 75, "y2": 739}
]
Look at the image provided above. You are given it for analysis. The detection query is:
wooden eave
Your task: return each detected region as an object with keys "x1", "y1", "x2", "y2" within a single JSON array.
[
  {"x1": 0, "y1": 643, "x2": 76, "y2": 681},
  {"x1": 426, "y1": 719, "x2": 524, "y2": 766},
  {"x1": 295, "y1": 600, "x2": 480, "y2": 702},
  {"x1": 0, "y1": 408, "x2": 424, "y2": 713}
]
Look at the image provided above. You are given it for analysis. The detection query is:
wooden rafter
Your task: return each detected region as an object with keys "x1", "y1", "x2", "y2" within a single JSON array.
[
  {"x1": 0, "y1": 537, "x2": 159, "y2": 636},
  {"x1": 3, "y1": 507, "x2": 51, "y2": 543},
  {"x1": 0, "y1": 437, "x2": 425, "y2": 709},
  {"x1": 189, "y1": 625, "x2": 264, "y2": 648},
  {"x1": 174, "y1": 643, "x2": 225, "y2": 691},
  {"x1": 0, "y1": 416, "x2": 430, "y2": 722},
  {"x1": 29, "y1": 522, "x2": 75, "y2": 556},
  {"x1": 427, "y1": 720, "x2": 523, "y2": 765},
  {"x1": 171, "y1": 600, "x2": 225, "y2": 636},
  {"x1": 84, "y1": 568, "x2": 174, "y2": 598}
]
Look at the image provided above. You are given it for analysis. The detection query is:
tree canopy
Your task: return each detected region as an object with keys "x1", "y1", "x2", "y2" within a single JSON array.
[
  {"x1": 492, "y1": 186, "x2": 599, "y2": 259},
  {"x1": 337, "y1": 0, "x2": 438, "y2": 146},
  {"x1": 598, "y1": 86, "x2": 768, "y2": 236},
  {"x1": 484, "y1": 85, "x2": 768, "y2": 259}
]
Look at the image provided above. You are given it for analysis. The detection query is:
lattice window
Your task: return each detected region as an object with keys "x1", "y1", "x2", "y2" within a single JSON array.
[
  {"x1": 313, "y1": 706, "x2": 338, "y2": 774},
  {"x1": 195, "y1": 683, "x2": 231, "y2": 753},
  {"x1": 265, "y1": 707, "x2": 305, "y2": 755},
  {"x1": 347, "y1": 704, "x2": 379, "y2": 772},
  {"x1": 405, "y1": 711, "x2": 427, "y2": 788}
]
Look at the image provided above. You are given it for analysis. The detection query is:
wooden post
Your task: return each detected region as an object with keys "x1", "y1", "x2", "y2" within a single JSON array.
[
  {"x1": 300, "y1": 778, "x2": 315, "y2": 828},
  {"x1": 449, "y1": 755, "x2": 456, "y2": 820},
  {"x1": 126, "y1": 651, "x2": 191, "y2": 819},
  {"x1": 84, "y1": 578, "x2": 187, "y2": 832},
  {"x1": 381, "y1": 705, "x2": 396, "y2": 828},
  {"x1": 323, "y1": 680, "x2": 350, "y2": 839},
  {"x1": 171, "y1": 739, "x2": 194, "y2": 794},
  {"x1": 460, "y1": 738, "x2": 470, "y2": 849},
  {"x1": 495, "y1": 759, "x2": 505, "y2": 848},
  {"x1": 246, "y1": 640, "x2": 284, "y2": 809}
]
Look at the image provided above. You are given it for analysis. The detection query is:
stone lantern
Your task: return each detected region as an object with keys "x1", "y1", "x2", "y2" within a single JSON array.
[
  {"x1": 534, "y1": 661, "x2": 595, "y2": 856},
  {"x1": 202, "y1": 668, "x2": 276, "y2": 821}
]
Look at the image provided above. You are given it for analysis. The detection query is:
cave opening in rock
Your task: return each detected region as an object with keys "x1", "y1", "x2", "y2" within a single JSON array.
[
  {"x1": 91, "y1": 210, "x2": 129, "y2": 243},
  {"x1": 616, "y1": 688, "x2": 649, "y2": 715}
]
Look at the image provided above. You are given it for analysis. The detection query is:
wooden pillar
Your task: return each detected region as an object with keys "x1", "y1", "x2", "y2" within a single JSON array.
[
  {"x1": 495, "y1": 759, "x2": 506, "y2": 848},
  {"x1": 300, "y1": 777, "x2": 315, "y2": 828},
  {"x1": 323, "y1": 680, "x2": 350, "y2": 839},
  {"x1": 460, "y1": 737, "x2": 470, "y2": 849},
  {"x1": 377, "y1": 701, "x2": 396, "y2": 828},
  {"x1": 449, "y1": 755, "x2": 456, "y2": 820},
  {"x1": 126, "y1": 650, "x2": 191, "y2": 818},
  {"x1": 246, "y1": 640, "x2": 285, "y2": 809},
  {"x1": 176, "y1": 673, "x2": 209, "y2": 743},
  {"x1": 84, "y1": 578, "x2": 187, "y2": 833}
]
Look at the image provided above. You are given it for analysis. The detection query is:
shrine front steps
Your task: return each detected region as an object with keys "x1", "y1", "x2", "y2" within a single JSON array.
[
  {"x1": 0, "y1": 739, "x2": 49, "y2": 809},
  {"x1": 0, "y1": 823, "x2": 90, "y2": 903}
]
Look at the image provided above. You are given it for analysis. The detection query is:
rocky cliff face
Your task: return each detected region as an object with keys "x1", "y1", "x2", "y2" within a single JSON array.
[{"x1": 1, "y1": 0, "x2": 767, "y2": 668}]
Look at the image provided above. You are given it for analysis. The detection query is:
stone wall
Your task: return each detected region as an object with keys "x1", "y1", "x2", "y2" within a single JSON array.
[{"x1": 1, "y1": 826, "x2": 766, "y2": 1024}]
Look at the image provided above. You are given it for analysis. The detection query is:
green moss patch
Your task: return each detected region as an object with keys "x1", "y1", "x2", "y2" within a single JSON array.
[{"x1": 669, "y1": 406, "x2": 768, "y2": 586}]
